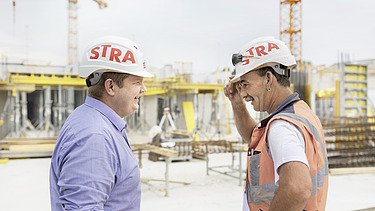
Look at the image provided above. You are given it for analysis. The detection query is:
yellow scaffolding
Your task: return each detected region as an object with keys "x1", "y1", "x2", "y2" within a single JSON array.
[
  {"x1": 3, "y1": 73, "x2": 223, "y2": 95},
  {"x1": 316, "y1": 87, "x2": 336, "y2": 99},
  {"x1": 9, "y1": 72, "x2": 86, "y2": 86}
]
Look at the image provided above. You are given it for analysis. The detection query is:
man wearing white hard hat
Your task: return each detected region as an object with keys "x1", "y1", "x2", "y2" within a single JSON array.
[
  {"x1": 224, "y1": 37, "x2": 328, "y2": 210},
  {"x1": 50, "y1": 36, "x2": 152, "y2": 211}
]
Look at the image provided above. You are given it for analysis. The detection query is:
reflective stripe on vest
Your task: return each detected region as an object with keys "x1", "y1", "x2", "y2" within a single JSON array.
[
  {"x1": 246, "y1": 182, "x2": 277, "y2": 204},
  {"x1": 274, "y1": 113, "x2": 328, "y2": 172},
  {"x1": 274, "y1": 113, "x2": 329, "y2": 196}
]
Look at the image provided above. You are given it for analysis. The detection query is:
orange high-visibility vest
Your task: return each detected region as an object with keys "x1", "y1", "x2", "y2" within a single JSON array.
[{"x1": 245, "y1": 93, "x2": 329, "y2": 211}]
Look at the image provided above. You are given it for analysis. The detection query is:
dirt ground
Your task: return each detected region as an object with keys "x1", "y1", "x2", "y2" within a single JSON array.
[{"x1": 1, "y1": 152, "x2": 375, "y2": 211}]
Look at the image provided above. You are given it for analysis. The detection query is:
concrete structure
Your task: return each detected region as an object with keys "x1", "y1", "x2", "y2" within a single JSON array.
[{"x1": 0, "y1": 62, "x2": 224, "y2": 140}]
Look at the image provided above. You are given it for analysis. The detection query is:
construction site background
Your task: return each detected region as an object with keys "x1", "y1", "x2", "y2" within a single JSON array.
[{"x1": 1, "y1": 0, "x2": 375, "y2": 210}]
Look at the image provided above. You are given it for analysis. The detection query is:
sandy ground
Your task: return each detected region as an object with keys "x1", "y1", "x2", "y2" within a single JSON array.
[{"x1": 1, "y1": 153, "x2": 375, "y2": 211}]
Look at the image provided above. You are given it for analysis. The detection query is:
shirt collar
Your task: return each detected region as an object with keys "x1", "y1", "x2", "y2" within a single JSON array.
[
  {"x1": 259, "y1": 92, "x2": 300, "y2": 128},
  {"x1": 84, "y1": 96, "x2": 127, "y2": 132}
]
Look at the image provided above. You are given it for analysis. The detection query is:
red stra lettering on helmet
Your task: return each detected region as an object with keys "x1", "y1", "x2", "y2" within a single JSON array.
[
  {"x1": 122, "y1": 50, "x2": 135, "y2": 63},
  {"x1": 89, "y1": 44, "x2": 136, "y2": 64},
  {"x1": 242, "y1": 47, "x2": 254, "y2": 65},
  {"x1": 246, "y1": 47, "x2": 254, "y2": 56},
  {"x1": 109, "y1": 47, "x2": 136, "y2": 64},
  {"x1": 110, "y1": 48, "x2": 122, "y2": 62},
  {"x1": 255, "y1": 45, "x2": 267, "y2": 56},
  {"x1": 245, "y1": 42, "x2": 280, "y2": 58},
  {"x1": 101, "y1": 45, "x2": 111, "y2": 57},
  {"x1": 268, "y1": 42, "x2": 279, "y2": 51},
  {"x1": 89, "y1": 46, "x2": 100, "y2": 59}
]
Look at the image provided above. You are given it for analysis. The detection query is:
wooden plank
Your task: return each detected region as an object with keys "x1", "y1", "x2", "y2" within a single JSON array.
[
  {"x1": 170, "y1": 129, "x2": 191, "y2": 138},
  {"x1": 231, "y1": 144, "x2": 248, "y2": 152},
  {"x1": 8, "y1": 144, "x2": 55, "y2": 151},
  {"x1": 329, "y1": 167, "x2": 375, "y2": 175},
  {"x1": 2, "y1": 137, "x2": 57, "y2": 141},
  {"x1": 0, "y1": 150, "x2": 53, "y2": 158},
  {"x1": 147, "y1": 145, "x2": 178, "y2": 157},
  {"x1": 0, "y1": 138, "x2": 56, "y2": 145},
  {"x1": 131, "y1": 144, "x2": 149, "y2": 151},
  {"x1": 131, "y1": 144, "x2": 178, "y2": 157},
  {"x1": 141, "y1": 178, "x2": 191, "y2": 185}
]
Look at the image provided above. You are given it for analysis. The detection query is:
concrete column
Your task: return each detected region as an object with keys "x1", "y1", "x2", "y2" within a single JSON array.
[
  {"x1": 13, "y1": 90, "x2": 20, "y2": 137},
  {"x1": 20, "y1": 91, "x2": 27, "y2": 130},
  {"x1": 44, "y1": 86, "x2": 53, "y2": 132},
  {"x1": 67, "y1": 87, "x2": 75, "y2": 115},
  {"x1": 57, "y1": 85, "x2": 63, "y2": 129}
]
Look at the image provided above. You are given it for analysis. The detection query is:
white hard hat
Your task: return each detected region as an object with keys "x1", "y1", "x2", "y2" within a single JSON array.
[
  {"x1": 79, "y1": 36, "x2": 153, "y2": 78},
  {"x1": 231, "y1": 36, "x2": 296, "y2": 82}
]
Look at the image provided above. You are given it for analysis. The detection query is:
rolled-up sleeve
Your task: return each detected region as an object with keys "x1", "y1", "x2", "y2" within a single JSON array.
[{"x1": 57, "y1": 133, "x2": 117, "y2": 210}]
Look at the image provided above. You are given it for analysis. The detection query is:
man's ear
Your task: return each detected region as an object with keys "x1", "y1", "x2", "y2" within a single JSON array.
[
  {"x1": 265, "y1": 71, "x2": 273, "y2": 84},
  {"x1": 104, "y1": 79, "x2": 115, "y2": 96}
]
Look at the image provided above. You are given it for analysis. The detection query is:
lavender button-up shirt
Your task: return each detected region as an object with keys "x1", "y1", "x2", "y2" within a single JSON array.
[{"x1": 50, "y1": 96, "x2": 141, "y2": 211}]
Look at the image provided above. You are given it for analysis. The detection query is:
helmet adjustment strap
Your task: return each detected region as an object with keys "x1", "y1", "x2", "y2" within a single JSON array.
[
  {"x1": 269, "y1": 63, "x2": 291, "y2": 78},
  {"x1": 86, "y1": 72, "x2": 103, "y2": 87}
]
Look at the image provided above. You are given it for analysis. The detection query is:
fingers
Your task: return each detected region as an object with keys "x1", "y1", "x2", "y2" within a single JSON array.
[
  {"x1": 224, "y1": 80, "x2": 236, "y2": 98},
  {"x1": 224, "y1": 76, "x2": 243, "y2": 100},
  {"x1": 224, "y1": 83, "x2": 231, "y2": 97},
  {"x1": 235, "y1": 83, "x2": 241, "y2": 93}
]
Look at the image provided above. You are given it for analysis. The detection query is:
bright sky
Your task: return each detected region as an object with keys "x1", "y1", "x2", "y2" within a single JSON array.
[{"x1": 0, "y1": 0, "x2": 374, "y2": 74}]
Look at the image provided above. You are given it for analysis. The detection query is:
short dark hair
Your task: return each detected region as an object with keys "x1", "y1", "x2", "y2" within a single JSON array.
[
  {"x1": 88, "y1": 72, "x2": 129, "y2": 99},
  {"x1": 255, "y1": 66, "x2": 290, "y2": 87}
]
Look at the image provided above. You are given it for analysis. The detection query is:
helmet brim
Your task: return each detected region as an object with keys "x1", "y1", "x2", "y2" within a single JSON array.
[{"x1": 79, "y1": 65, "x2": 154, "y2": 78}]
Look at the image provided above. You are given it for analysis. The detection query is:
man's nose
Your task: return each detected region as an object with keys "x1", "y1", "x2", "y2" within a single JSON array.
[{"x1": 141, "y1": 83, "x2": 147, "y2": 93}]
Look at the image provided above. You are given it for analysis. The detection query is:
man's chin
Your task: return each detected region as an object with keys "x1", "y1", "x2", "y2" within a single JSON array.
[
  {"x1": 132, "y1": 105, "x2": 140, "y2": 112},
  {"x1": 122, "y1": 106, "x2": 139, "y2": 117}
]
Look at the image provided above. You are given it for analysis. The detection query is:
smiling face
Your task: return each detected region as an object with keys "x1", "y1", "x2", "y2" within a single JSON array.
[
  {"x1": 236, "y1": 70, "x2": 269, "y2": 112},
  {"x1": 112, "y1": 75, "x2": 147, "y2": 117}
]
